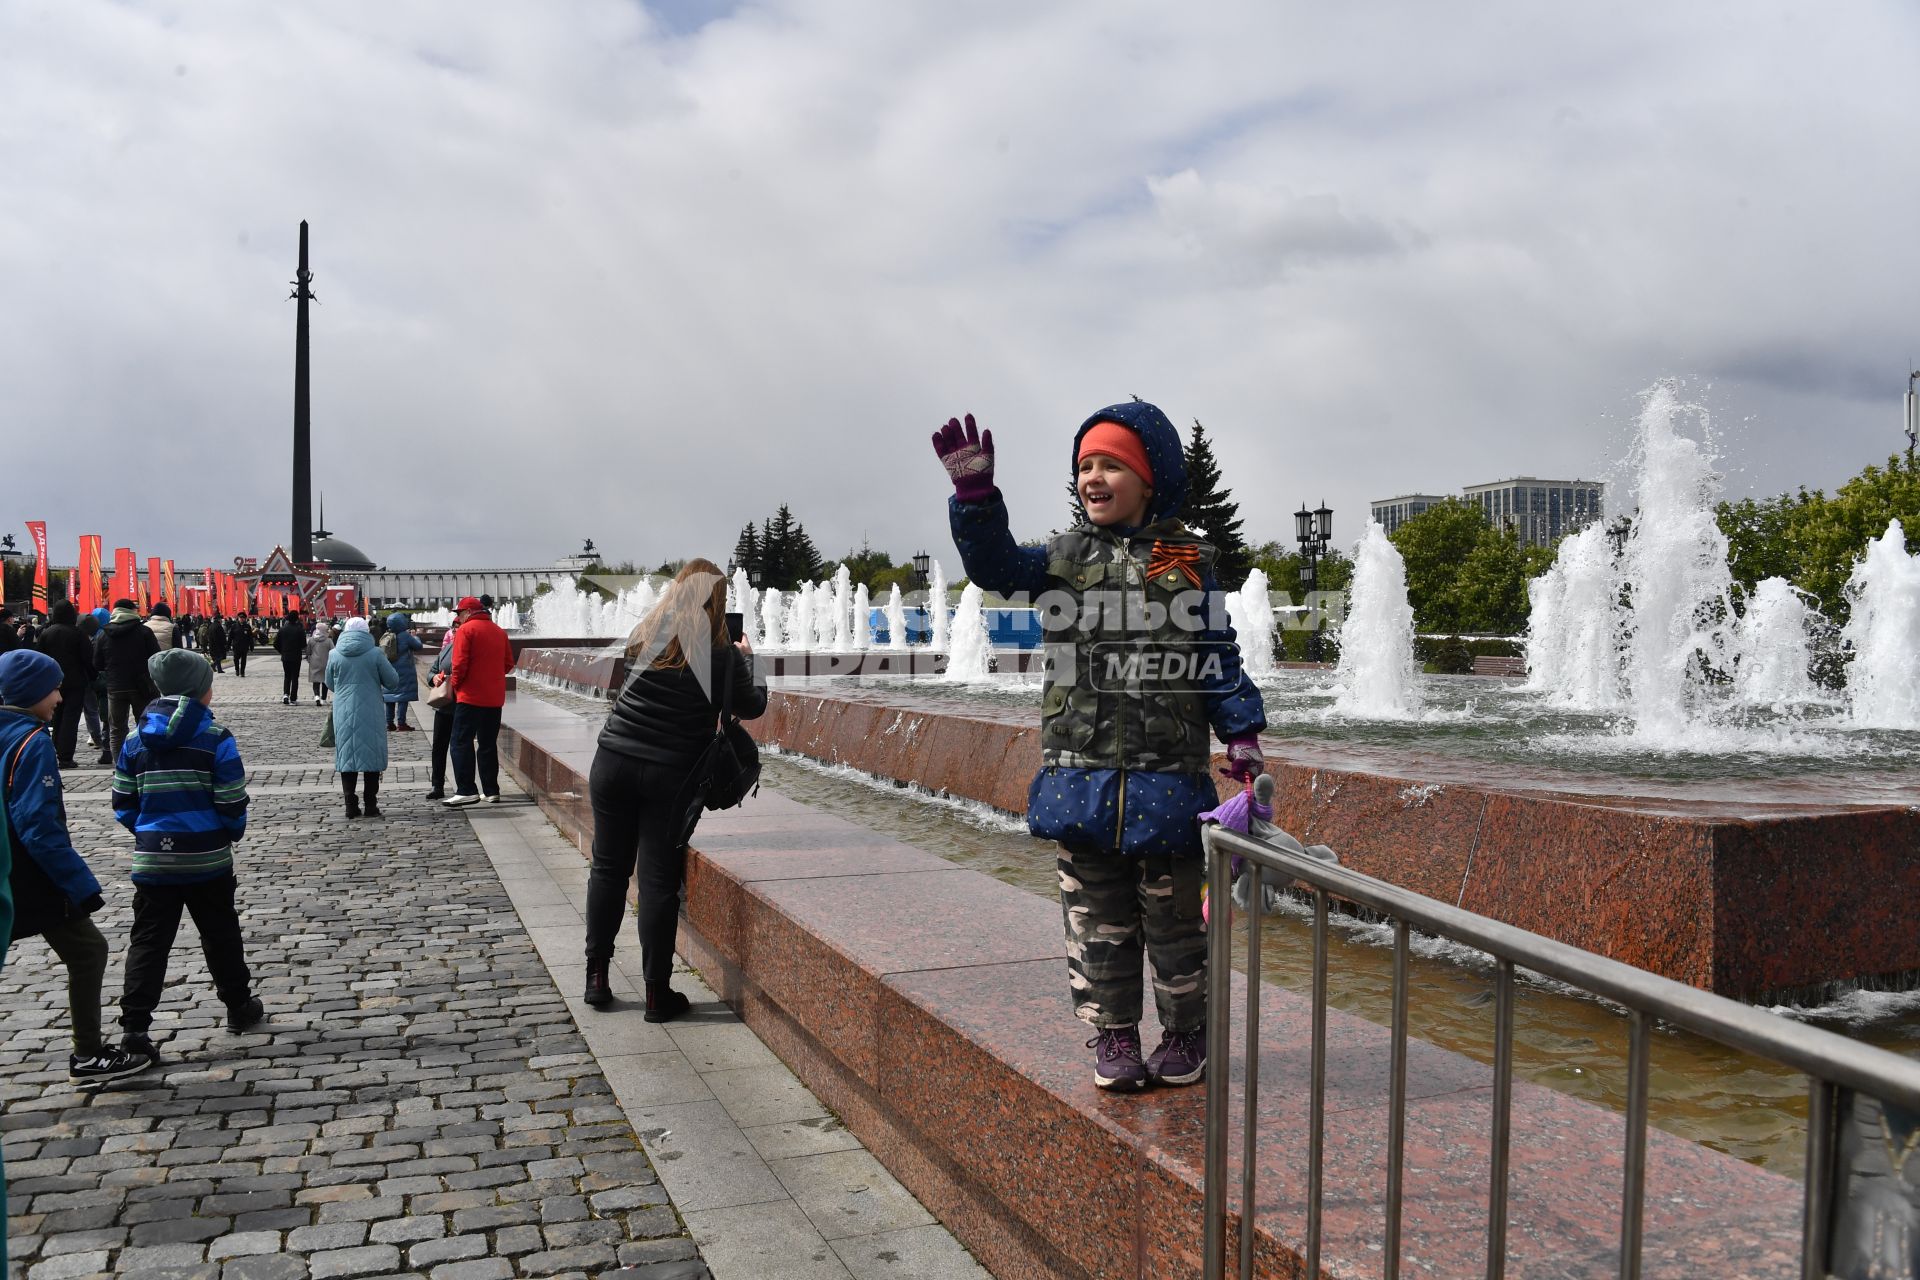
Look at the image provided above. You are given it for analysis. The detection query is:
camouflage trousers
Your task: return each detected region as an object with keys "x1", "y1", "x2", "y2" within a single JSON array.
[{"x1": 1058, "y1": 843, "x2": 1206, "y2": 1032}]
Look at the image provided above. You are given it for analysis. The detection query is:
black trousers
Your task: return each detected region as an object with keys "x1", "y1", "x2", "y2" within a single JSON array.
[
  {"x1": 120, "y1": 873, "x2": 252, "y2": 1033},
  {"x1": 583, "y1": 749, "x2": 695, "y2": 983},
  {"x1": 429, "y1": 707, "x2": 454, "y2": 790},
  {"x1": 51, "y1": 681, "x2": 86, "y2": 764},
  {"x1": 341, "y1": 771, "x2": 381, "y2": 804},
  {"x1": 281, "y1": 657, "x2": 302, "y2": 702},
  {"x1": 107, "y1": 688, "x2": 149, "y2": 758},
  {"x1": 232, "y1": 649, "x2": 247, "y2": 676},
  {"x1": 450, "y1": 704, "x2": 502, "y2": 798}
]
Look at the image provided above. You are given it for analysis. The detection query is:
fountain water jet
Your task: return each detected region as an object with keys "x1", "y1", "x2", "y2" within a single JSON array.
[
  {"x1": 852, "y1": 584, "x2": 871, "y2": 650},
  {"x1": 1844, "y1": 519, "x2": 1920, "y2": 729},
  {"x1": 1525, "y1": 524, "x2": 1623, "y2": 709},
  {"x1": 1734, "y1": 577, "x2": 1821, "y2": 707},
  {"x1": 885, "y1": 585, "x2": 908, "y2": 650},
  {"x1": 760, "y1": 588, "x2": 784, "y2": 651},
  {"x1": 929, "y1": 561, "x2": 949, "y2": 652},
  {"x1": 945, "y1": 583, "x2": 992, "y2": 681},
  {"x1": 1329, "y1": 522, "x2": 1420, "y2": 719},
  {"x1": 1228, "y1": 569, "x2": 1276, "y2": 678}
]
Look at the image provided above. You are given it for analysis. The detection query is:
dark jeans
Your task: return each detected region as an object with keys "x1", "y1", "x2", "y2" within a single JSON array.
[
  {"x1": 82, "y1": 685, "x2": 102, "y2": 748},
  {"x1": 232, "y1": 649, "x2": 247, "y2": 676},
  {"x1": 450, "y1": 704, "x2": 502, "y2": 798},
  {"x1": 385, "y1": 700, "x2": 411, "y2": 729},
  {"x1": 39, "y1": 912, "x2": 109, "y2": 1054},
  {"x1": 281, "y1": 657, "x2": 302, "y2": 702},
  {"x1": 120, "y1": 873, "x2": 252, "y2": 1033},
  {"x1": 429, "y1": 707, "x2": 454, "y2": 790},
  {"x1": 108, "y1": 687, "x2": 151, "y2": 759},
  {"x1": 52, "y1": 682, "x2": 86, "y2": 764},
  {"x1": 583, "y1": 750, "x2": 695, "y2": 983},
  {"x1": 341, "y1": 771, "x2": 381, "y2": 806}
]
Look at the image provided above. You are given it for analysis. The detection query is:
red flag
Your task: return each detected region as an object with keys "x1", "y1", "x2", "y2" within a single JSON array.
[
  {"x1": 113, "y1": 548, "x2": 136, "y2": 605},
  {"x1": 146, "y1": 558, "x2": 163, "y2": 614},
  {"x1": 82, "y1": 537, "x2": 104, "y2": 613},
  {"x1": 163, "y1": 561, "x2": 178, "y2": 613},
  {"x1": 25, "y1": 521, "x2": 48, "y2": 611}
]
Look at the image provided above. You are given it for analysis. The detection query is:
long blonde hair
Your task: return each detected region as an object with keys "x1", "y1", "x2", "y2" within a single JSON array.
[{"x1": 625, "y1": 559, "x2": 728, "y2": 670}]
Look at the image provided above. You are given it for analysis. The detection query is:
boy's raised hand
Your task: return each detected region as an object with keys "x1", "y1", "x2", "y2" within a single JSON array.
[{"x1": 932, "y1": 413, "x2": 995, "y2": 502}]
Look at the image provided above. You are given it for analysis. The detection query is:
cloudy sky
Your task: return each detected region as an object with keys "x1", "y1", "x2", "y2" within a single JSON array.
[{"x1": 4, "y1": 1, "x2": 1918, "y2": 573}]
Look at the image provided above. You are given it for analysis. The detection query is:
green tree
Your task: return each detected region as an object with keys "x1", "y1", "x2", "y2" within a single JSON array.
[
  {"x1": 758, "y1": 505, "x2": 822, "y2": 590},
  {"x1": 838, "y1": 539, "x2": 894, "y2": 590},
  {"x1": 1451, "y1": 526, "x2": 1547, "y2": 633},
  {"x1": 1176, "y1": 419, "x2": 1253, "y2": 589},
  {"x1": 731, "y1": 523, "x2": 763, "y2": 584},
  {"x1": 1388, "y1": 499, "x2": 1491, "y2": 632}
]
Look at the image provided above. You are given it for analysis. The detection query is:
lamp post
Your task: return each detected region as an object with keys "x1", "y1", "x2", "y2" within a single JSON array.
[
  {"x1": 1296, "y1": 502, "x2": 1333, "y2": 662},
  {"x1": 911, "y1": 550, "x2": 930, "y2": 592},
  {"x1": 1906, "y1": 370, "x2": 1920, "y2": 467}
]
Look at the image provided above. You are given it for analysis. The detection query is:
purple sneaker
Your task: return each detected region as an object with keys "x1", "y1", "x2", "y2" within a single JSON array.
[
  {"x1": 1147, "y1": 1026, "x2": 1207, "y2": 1086},
  {"x1": 1089, "y1": 1026, "x2": 1148, "y2": 1092}
]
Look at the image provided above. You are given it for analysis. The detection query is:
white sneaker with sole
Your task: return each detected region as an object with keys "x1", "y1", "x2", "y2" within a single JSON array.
[{"x1": 443, "y1": 794, "x2": 481, "y2": 808}]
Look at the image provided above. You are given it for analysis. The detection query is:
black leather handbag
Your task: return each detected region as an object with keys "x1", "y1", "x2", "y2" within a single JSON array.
[{"x1": 679, "y1": 650, "x2": 760, "y2": 837}]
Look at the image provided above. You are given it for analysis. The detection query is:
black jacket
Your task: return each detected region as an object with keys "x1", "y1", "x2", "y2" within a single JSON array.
[
  {"x1": 228, "y1": 619, "x2": 253, "y2": 653},
  {"x1": 93, "y1": 617, "x2": 160, "y2": 693},
  {"x1": 597, "y1": 646, "x2": 767, "y2": 770},
  {"x1": 274, "y1": 621, "x2": 306, "y2": 660},
  {"x1": 35, "y1": 623, "x2": 93, "y2": 689}
]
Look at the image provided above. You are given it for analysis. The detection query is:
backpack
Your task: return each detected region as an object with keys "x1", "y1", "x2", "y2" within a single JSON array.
[{"x1": 380, "y1": 633, "x2": 399, "y2": 662}]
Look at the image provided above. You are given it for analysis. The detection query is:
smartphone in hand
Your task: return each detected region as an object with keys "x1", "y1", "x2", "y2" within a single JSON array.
[{"x1": 725, "y1": 611, "x2": 745, "y2": 644}]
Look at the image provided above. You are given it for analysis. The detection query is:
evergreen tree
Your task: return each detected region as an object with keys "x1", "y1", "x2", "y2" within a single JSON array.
[
  {"x1": 758, "y1": 504, "x2": 823, "y2": 590},
  {"x1": 731, "y1": 523, "x2": 762, "y2": 584},
  {"x1": 1178, "y1": 420, "x2": 1253, "y2": 589}
]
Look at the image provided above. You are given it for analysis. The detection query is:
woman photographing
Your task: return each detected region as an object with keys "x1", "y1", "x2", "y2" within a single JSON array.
[{"x1": 581, "y1": 559, "x2": 765, "y2": 1020}]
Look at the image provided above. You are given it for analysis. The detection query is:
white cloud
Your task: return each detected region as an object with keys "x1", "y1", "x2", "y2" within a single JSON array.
[{"x1": 2, "y1": 0, "x2": 1917, "y2": 575}]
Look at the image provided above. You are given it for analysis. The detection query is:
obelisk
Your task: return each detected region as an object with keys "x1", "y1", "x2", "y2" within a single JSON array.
[{"x1": 291, "y1": 220, "x2": 315, "y2": 565}]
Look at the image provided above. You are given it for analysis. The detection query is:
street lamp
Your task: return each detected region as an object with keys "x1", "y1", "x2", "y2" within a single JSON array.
[
  {"x1": 911, "y1": 550, "x2": 930, "y2": 591},
  {"x1": 1906, "y1": 370, "x2": 1919, "y2": 467},
  {"x1": 1296, "y1": 502, "x2": 1333, "y2": 662}
]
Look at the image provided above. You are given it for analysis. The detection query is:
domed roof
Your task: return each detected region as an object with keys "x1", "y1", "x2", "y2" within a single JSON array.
[{"x1": 310, "y1": 534, "x2": 375, "y2": 571}]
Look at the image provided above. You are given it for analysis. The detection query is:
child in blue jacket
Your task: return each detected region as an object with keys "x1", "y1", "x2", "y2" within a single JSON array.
[
  {"x1": 934, "y1": 401, "x2": 1267, "y2": 1090},
  {"x1": 112, "y1": 649, "x2": 262, "y2": 1060},
  {"x1": 0, "y1": 650, "x2": 151, "y2": 1086}
]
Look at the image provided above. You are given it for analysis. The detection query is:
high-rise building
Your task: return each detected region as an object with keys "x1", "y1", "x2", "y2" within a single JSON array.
[
  {"x1": 1368, "y1": 494, "x2": 1448, "y2": 535},
  {"x1": 1461, "y1": 477, "x2": 1604, "y2": 547}
]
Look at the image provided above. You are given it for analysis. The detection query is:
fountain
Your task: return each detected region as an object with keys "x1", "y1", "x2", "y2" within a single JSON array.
[
  {"x1": 731, "y1": 568, "x2": 756, "y2": 647},
  {"x1": 945, "y1": 583, "x2": 992, "y2": 681},
  {"x1": 787, "y1": 584, "x2": 815, "y2": 653},
  {"x1": 929, "y1": 560, "x2": 948, "y2": 652},
  {"x1": 524, "y1": 577, "x2": 658, "y2": 639},
  {"x1": 1733, "y1": 577, "x2": 1821, "y2": 708},
  {"x1": 1844, "y1": 519, "x2": 1920, "y2": 729},
  {"x1": 1328, "y1": 522, "x2": 1420, "y2": 718},
  {"x1": 1228, "y1": 568, "x2": 1277, "y2": 679},
  {"x1": 852, "y1": 584, "x2": 871, "y2": 650},
  {"x1": 1524, "y1": 523, "x2": 1623, "y2": 709},
  {"x1": 760, "y1": 587, "x2": 784, "y2": 651},
  {"x1": 830, "y1": 566, "x2": 852, "y2": 651},
  {"x1": 884, "y1": 585, "x2": 908, "y2": 650}
]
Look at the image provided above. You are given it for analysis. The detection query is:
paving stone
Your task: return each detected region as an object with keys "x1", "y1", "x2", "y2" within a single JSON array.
[
  {"x1": 493, "y1": 1225, "x2": 544, "y2": 1256},
  {"x1": 407, "y1": 1236, "x2": 487, "y2": 1268},
  {"x1": 26, "y1": 1250, "x2": 111, "y2": 1280},
  {"x1": 305, "y1": 1245, "x2": 400, "y2": 1280},
  {"x1": 287, "y1": 1223, "x2": 369, "y2": 1253},
  {"x1": 368, "y1": 1214, "x2": 444, "y2": 1245},
  {"x1": 615, "y1": 1238, "x2": 701, "y2": 1267},
  {"x1": 222, "y1": 1255, "x2": 310, "y2": 1280},
  {"x1": 315, "y1": 1195, "x2": 404, "y2": 1225},
  {"x1": 208, "y1": 1231, "x2": 283, "y2": 1259},
  {"x1": 117, "y1": 1242, "x2": 212, "y2": 1269},
  {"x1": 131, "y1": 1216, "x2": 234, "y2": 1246},
  {"x1": 426, "y1": 1261, "x2": 513, "y2": 1280}
]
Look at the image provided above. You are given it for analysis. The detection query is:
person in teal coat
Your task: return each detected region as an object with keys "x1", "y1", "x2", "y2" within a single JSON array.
[
  {"x1": 324, "y1": 618, "x2": 401, "y2": 818},
  {"x1": 381, "y1": 612, "x2": 424, "y2": 731}
]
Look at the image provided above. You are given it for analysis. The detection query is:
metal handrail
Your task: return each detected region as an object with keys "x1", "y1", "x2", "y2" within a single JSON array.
[{"x1": 1200, "y1": 822, "x2": 1920, "y2": 1279}]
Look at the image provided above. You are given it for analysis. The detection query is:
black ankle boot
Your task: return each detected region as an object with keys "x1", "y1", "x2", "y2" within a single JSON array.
[
  {"x1": 584, "y1": 958, "x2": 613, "y2": 1008},
  {"x1": 644, "y1": 982, "x2": 690, "y2": 1023},
  {"x1": 363, "y1": 773, "x2": 382, "y2": 818}
]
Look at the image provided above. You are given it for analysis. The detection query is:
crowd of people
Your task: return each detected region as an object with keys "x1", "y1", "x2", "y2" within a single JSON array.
[{"x1": 0, "y1": 589, "x2": 518, "y2": 1087}]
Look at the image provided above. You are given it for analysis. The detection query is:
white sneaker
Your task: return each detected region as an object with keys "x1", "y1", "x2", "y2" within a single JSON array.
[
  {"x1": 314, "y1": 696, "x2": 322, "y2": 706},
  {"x1": 484, "y1": 794, "x2": 501, "y2": 804},
  {"x1": 443, "y1": 794, "x2": 482, "y2": 808}
]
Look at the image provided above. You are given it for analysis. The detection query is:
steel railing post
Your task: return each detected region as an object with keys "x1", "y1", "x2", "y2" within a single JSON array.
[
  {"x1": 1203, "y1": 836, "x2": 1233, "y2": 1278},
  {"x1": 1800, "y1": 1079, "x2": 1837, "y2": 1279},
  {"x1": 1490, "y1": 959, "x2": 1514, "y2": 1280},
  {"x1": 1386, "y1": 920, "x2": 1410, "y2": 1279},
  {"x1": 1307, "y1": 888, "x2": 1328, "y2": 1276},
  {"x1": 1620, "y1": 1009, "x2": 1650, "y2": 1279}
]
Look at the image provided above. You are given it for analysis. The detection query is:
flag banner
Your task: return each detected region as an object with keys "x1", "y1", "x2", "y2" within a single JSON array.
[
  {"x1": 26, "y1": 521, "x2": 48, "y2": 610},
  {"x1": 83, "y1": 537, "x2": 104, "y2": 613},
  {"x1": 146, "y1": 558, "x2": 163, "y2": 614},
  {"x1": 113, "y1": 548, "x2": 136, "y2": 605},
  {"x1": 163, "y1": 561, "x2": 177, "y2": 613}
]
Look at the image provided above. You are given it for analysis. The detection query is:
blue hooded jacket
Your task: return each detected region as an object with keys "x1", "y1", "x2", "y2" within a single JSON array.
[
  {"x1": 112, "y1": 695, "x2": 249, "y2": 885},
  {"x1": 947, "y1": 400, "x2": 1266, "y2": 855},
  {"x1": 0, "y1": 707, "x2": 102, "y2": 926}
]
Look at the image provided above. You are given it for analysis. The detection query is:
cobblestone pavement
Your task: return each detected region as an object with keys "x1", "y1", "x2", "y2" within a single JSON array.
[{"x1": 2, "y1": 669, "x2": 708, "y2": 1280}]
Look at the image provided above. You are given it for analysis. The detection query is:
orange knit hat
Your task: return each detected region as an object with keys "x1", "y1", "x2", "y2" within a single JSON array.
[{"x1": 1076, "y1": 420, "x2": 1153, "y2": 485}]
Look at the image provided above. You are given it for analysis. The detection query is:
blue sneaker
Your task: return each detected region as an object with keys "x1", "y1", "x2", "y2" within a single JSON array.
[{"x1": 1089, "y1": 1026, "x2": 1148, "y2": 1092}]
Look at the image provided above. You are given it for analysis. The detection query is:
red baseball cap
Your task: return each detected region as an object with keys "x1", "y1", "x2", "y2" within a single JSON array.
[{"x1": 455, "y1": 596, "x2": 484, "y2": 613}]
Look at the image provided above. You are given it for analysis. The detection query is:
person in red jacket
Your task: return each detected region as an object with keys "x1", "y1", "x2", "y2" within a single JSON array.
[{"x1": 443, "y1": 597, "x2": 514, "y2": 807}]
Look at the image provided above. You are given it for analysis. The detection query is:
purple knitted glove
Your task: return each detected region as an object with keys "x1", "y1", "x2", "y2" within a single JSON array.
[
  {"x1": 932, "y1": 414, "x2": 996, "y2": 503},
  {"x1": 1221, "y1": 735, "x2": 1264, "y2": 782}
]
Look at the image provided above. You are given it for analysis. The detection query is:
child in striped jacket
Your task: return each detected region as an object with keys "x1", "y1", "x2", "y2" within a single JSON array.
[{"x1": 111, "y1": 649, "x2": 263, "y2": 1062}]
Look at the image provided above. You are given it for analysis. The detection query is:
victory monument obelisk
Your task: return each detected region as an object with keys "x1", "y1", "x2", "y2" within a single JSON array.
[{"x1": 291, "y1": 220, "x2": 315, "y2": 566}]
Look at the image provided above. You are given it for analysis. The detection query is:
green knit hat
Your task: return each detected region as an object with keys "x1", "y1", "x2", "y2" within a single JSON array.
[{"x1": 149, "y1": 649, "x2": 214, "y2": 700}]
